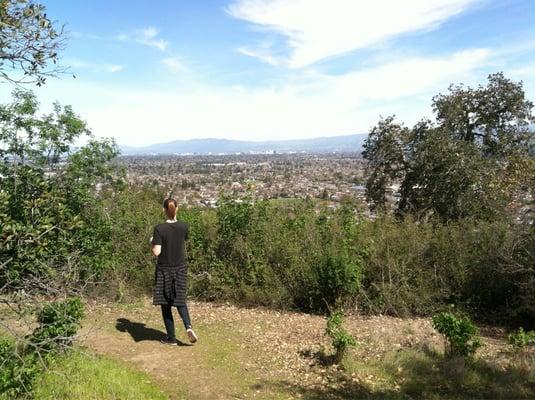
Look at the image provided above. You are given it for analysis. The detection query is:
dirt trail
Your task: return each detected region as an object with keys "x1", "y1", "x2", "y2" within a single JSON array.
[{"x1": 80, "y1": 298, "x2": 509, "y2": 400}]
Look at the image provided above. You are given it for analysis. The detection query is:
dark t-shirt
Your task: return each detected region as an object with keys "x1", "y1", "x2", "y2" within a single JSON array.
[{"x1": 151, "y1": 221, "x2": 189, "y2": 266}]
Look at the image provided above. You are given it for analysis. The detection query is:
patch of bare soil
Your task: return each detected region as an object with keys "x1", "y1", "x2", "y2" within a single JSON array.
[{"x1": 79, "y1": 298, "x2": 517, "y2": 399}]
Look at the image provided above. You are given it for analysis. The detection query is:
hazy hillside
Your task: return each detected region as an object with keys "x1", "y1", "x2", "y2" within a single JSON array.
[{"x1": 119, "y1": 134, "x2": 366, "y2": 155}]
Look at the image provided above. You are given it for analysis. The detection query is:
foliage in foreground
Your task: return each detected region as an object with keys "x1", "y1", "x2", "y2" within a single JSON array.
[
  {"x1": 30, "y1": 297, "x2": 85, "y2": 352},
  {"x1": 0, "y1": 89, "x2": 123, "y2": 289},
  {"x1": 508, "y1": 327, "x2": 535, "y2": 348},
  {"x1": 0, "y1": 0, "x2": 66, "y2": 85},
  {"x1": 326, "y1": 310, "x2": 357, "y2": 364},
  {"x1": 31, "y1": 351, "x2": 167, "y2": 400},
  {"x1": 432, "y1": 310, "x2": 482, "y2": 358},
  {"x1": 0, "y1": 297, "x2": 85, "y2": 399}
]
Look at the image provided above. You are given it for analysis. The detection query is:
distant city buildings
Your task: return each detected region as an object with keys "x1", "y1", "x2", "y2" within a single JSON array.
[{"x1": 118, "y1": 153, "x2": 368, "y2": 210}]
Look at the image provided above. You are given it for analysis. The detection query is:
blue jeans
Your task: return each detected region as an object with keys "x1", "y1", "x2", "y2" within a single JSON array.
[{"x1": 161, "y1": 304, "x2": 192, "y2": 340}]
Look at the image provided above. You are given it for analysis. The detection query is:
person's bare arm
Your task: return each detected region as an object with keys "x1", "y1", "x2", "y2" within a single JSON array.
[
  {"x1": 150, "y1": 236, "x2": 161, "y2": 256},
  {"x1": 151, "y1": 244, "x2": 161, "y2": 257}
]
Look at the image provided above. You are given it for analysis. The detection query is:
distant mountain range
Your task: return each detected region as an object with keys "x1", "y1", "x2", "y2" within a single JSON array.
[{"x1": 119, "y1": 134, "x2": 367, "y2": 155}]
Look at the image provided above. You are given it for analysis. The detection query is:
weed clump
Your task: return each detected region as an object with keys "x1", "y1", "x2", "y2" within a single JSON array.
[
  {"x1": 326, "y1": 310, "x2": 357, "y2": 364},
  {"x1": 432, "y1": 309, "x2": 482, "y2": 358}
]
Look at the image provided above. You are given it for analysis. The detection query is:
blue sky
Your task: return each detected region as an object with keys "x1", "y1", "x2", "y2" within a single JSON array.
[{"x1": 3, "y1": 0, "x2": 535, "y2": 146}]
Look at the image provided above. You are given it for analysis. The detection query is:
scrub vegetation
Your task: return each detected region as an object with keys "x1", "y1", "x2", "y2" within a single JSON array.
[{"x1": 1, "y1": 0, "x2": 534, "y2": 398}]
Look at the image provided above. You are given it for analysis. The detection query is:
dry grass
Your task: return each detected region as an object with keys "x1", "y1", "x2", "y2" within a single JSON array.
[{"x1": 74, "y1": 298, "x2": 535, "y2": 400}]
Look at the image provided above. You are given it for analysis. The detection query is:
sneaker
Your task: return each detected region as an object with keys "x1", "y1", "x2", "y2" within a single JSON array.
[
  {"x1": 186, "y1": 328, "x2": 198, "y2": 343},
  {"x1": 160, "y1": 336, "x2": 178, "y2": 346}
]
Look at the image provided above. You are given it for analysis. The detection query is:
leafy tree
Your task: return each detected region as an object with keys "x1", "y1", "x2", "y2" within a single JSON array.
[
  {"x1": 364, "y1": 73, "x2": 535, "y2": 221},
  {"x1": 398, "y1": 129, "x2": 489, "y2": 219},
  {"x1": 433, "y1": 72, "x2": 534, "y2": 156},
  {"x1": 1, "y1": 0, "x2": 66, "y2": 85},
  {"x1": 362, "y1": 116, "x2": 408, "y2": 211},
  {"x1": 0, "y1": 89, "x2": 122, "y2": 286}
]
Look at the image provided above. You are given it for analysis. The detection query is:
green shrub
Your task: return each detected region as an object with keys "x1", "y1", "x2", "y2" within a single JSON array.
[
  {"x1": 432, "y1": 310, "x2": 482, "y2": 358},
  {"x1": 358, "y1": 216, "x2": 436, "y2": 316},
  {"x1": 358, "y1": 216, "x2": 535, "y2": 324},
  {"x1": 0, "y1": 90, "x2": 123, "y2": 289},
  {"x1": 310, "y1": 250, "x2": 361, "y2": 312},
  {"x1": 326, "y1": 310, "x2": 357, "y2": 364},
  {"x1": 31, "y1": 297, "x2": 85, "y2": 351},
  {"x1": 102, "y1": 185, "x2": 163, "y2": 297},
  {"x1": 1, "y1": 297, "x2": 85, "y2": 398},
  {"x1": 0, "y1": 339, "x2": 40, "y2": 399},
  {"x1": 99, "y1": 186, "x2": 534, "y2": 325},
  {"x1": 508, "y1": 327, "x2": 535, "y2": 348}
]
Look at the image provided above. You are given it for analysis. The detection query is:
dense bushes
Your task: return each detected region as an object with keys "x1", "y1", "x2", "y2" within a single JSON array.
[
  {"x1": 99, "y1": 186, "x2": 163, "y2": 298},
  {"x1": 102, "y1": 186, "x2": 534, "y2": 326},
  {"x1": 186, "y1": 204, "x2": 533, "y2": 324},
  {"x1": 357, "y1": 216, "x2": 535, "y2": 325},
  {"x1": 0, "y1": 90, "x2": 122, "y2": 289}
]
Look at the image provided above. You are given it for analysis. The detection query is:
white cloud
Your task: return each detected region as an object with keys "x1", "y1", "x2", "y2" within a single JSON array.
[
  {"x1": 162, "y1": 57, "x2": 187, "y2": 73},
  {"x1": 141, "y1": 27, "x2": 158, "y2": 39},
  {"x1": 319, "y1": 49, "x2": 492, "y2": 103},
  {"x1": 105, "y1": 64, "x2": 124, "y2": 73},
  {"x1": 118, "y1": 27, "x2": 168, "y2": 51},
  {"x1": 508, "y1": 63, "x2": 535, "y2": 79},
  {"x1": 237, "y1": 47, "x2": 280, "y2": 66},
  {"x1": 66, "y1": 59, "x2": 125, "y2": 74},
  {"x1": 25, "y1": 48, "x2": 493, "y2": 147},
  {"x1": 227, "y1": 0, "x2": 482, "y2": 68}
]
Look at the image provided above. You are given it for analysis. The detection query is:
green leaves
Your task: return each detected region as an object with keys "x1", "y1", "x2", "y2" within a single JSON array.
[
  {"x1": 0, "y1": 90, "x2": 122, "y2": 287},
  {"x1": 0, "y1": 297, "x2": 85, "y2": 398},
  {"x1": 364, "y1": 73, "x2": 535, "y2": 222},
  {"x1": 31, "y1": 297, "x2": 85, "y2": 351},
  {"x1": 508, "y1": 327, "x2": 535, "y2": 348},
  {"x1": 326, "y1": 310, "x2": 357, "y2": 364},
  {"x1": 0, "y1": 338, "x2": 41, "y2": 399},
  {"x1": 0, "y1": 0, "x2": 66, "y2": 85},
  {"x1": 432, "y1": 310, "x2": 482, "y2": 358},
  {"x1": 362, "y1": 116, "x2": 408, "y2": 211}
]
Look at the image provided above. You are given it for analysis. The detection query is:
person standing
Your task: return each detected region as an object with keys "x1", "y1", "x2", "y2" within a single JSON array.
[{"x1": 151, "y1": 197, "x2": 198, "y2": 345}]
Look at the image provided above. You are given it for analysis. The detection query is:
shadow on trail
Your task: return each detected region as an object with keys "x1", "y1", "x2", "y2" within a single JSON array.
[{"x1": 115, "y1": 318, "x2": 189, "y2": 346}]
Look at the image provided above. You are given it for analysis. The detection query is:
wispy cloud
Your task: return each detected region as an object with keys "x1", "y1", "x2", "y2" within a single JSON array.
[
  {"x1": 227, "y1": 0, "x2": 482, "y2": 68},
  {"x1": 162, "y1": 57, "x2": 187, "y2": 73},
  {"x1": 105, "y1": 64, "x2": 124, "y2": 73},
  {"x1": 73, "y1": 27, "x2": 168, "y2": 51},
  {"x1": 40, "y1": 48, "x2": 494, "y2": 146},
  {"x1": 66, "y1": 59, "x2": 125, "y2": 73},
  {"x1": 237, "y1": 47, "x2": 280, "y2": 66},
  {"x1": 118, "y1": 27, "x2": 168, "y2": 51}
]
